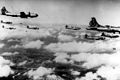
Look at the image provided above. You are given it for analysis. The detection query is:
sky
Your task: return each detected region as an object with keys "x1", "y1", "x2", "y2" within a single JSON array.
[{"x1": 0, "y1": 0, "x2": 120, "y2": 26}]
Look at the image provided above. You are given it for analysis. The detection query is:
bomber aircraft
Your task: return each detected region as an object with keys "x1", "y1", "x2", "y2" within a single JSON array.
[{"x1": 1, "y1": 6, "x2": 38, "y2": 18}]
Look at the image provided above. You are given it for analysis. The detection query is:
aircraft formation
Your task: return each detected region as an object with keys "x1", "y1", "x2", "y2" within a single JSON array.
[
  {"x1": 1, "y1": 6, "x2": 120, "y2": 40},
  {"x1": 85, "y1": 17, "x2": 120, "y2": 40},
  {"x1": 1, "y1": 20, "x2": 12, "y2": 24},
  {"x1": 1, "y1": 21, "x2": 40, "y2": 30},
  {"x1": 0, "y1": 6, "x2": 40, "y2": 30},
  {"x1": 64, "y1": 17, "x2": 120, "y2": 40},
  {"x1": 1, "y1": 6, "x2": 38, "y2": 18}
]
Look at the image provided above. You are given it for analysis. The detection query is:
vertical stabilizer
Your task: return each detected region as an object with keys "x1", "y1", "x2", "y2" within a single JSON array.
[
  {"x1": 89, "y1": 17, "x2": 100, "y2": 27},
  {"x1": 1, "y1": 6, "x2": 9, "y2": 15}
]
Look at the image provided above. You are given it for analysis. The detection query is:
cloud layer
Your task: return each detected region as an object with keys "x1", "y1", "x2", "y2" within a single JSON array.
[{"x1": 1, "y1": 23, "x2": 120, "y2": 80}]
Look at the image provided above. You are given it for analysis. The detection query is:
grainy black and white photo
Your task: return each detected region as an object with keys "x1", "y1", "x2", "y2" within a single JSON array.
[{"x1": 0, "y1": 0, "x2": 120, "y2": 80}]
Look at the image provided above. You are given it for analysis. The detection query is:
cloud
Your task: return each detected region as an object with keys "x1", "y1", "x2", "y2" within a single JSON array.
[
  {"x1": 52, "y1": 51, "x2": 120, "y2": 80},
  {"x1": 0, "y1": 56, "x2": 14, "y2": 77},
  {"x1": 70, "y1": 51, "x2": 120, "y2": 69},
  {"x1": 1, "y1": 52, "x2": 19, "y2": 56},
  {"x1": 71, "y1": 53, "x2": 108, "y2": 69},
  {"x1": 71, "y1": 70, "x2": 80, "y2": 76},
  {"x1": 18, "y1": 60, "x2": 27, "y2": 66},
  {"x1": 23, "y1": 40, "x2": 44, "y2": 49},
  {"x1": 0, "y1": 43, "x2": 4, "y2": 48},
  {"x1": 27, "y1": 66, "x2": 53, "y2": 80},
  {"x1": 46, "y1": 74, "x2": 64, "y2": 80},
  {"x1": 44, "y1": 39, "x2": 118, "y2": 53},
  {"x1": 75, "y1": 65, "x2": 120, "y2": 80},
  {"x1": 70, "y1": 51, "x2": 120, "y2": 80},
  {"x1": 10, "y1": 45, "x2": 21, "y2": 49},
  {"x1": 75, "y1": 72, "x2": 99, "y2": 80},
  {"x1": 58, "y1": 34, "x2": 74, "y2": 42},
  {"x1": 54, "y1": 52, "x2": 72, "y2": 63},
  {"x1": 96, "y1": 66, "x2": 120, "y2": 80}
]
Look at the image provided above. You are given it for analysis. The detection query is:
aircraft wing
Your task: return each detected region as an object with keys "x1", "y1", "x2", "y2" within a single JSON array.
[{"x1": 5, "y1": 13, "x2": 20, "y2": 17}]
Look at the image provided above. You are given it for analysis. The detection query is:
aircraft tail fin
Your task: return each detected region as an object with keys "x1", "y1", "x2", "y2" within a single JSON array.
[
  {"x1": 1, "y1": 6, "x2": 9, "y2": 15},
  {"x1": 28, "y1": 12, "x2": 31, "y2": 16},
  {"x1": 89, "y1": 17, "x2": 100, "y2": 27}
]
